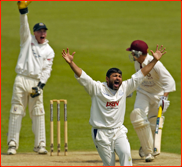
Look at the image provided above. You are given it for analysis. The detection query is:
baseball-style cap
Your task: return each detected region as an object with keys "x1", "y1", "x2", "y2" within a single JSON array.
[
  {"x1": 33, "y1": 23, "x2": 48, "y2": 32},
  {"x1": 126, "y1": 40, "x2": 148, "y2": 54}
]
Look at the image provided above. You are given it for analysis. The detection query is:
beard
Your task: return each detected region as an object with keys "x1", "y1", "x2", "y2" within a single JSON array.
[
  {"x1": 108, "y1": 81, "x2": 114, "y2": 89},
  {"x1": 108, "y1": 80, "x2": 120, "y2": 90}
]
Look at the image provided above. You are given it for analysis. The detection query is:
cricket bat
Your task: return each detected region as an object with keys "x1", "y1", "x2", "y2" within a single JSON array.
[{"x1": 153, "y1": 106, "x2": 163, "y2": 155}]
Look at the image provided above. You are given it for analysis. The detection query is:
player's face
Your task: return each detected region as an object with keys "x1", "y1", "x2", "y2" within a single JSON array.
[
  {"x1": 34, "y1": 29, "x2": 47, "y2": 44},
  {"x1": 131, "y1": 52, "x2": 144, "y2": 64},
  {"x1": 106, "y1": 73, "x2": 122, "y2": 90},
  {"x1": 131, "y1": 52, "x2": 138, "y2": 61}
]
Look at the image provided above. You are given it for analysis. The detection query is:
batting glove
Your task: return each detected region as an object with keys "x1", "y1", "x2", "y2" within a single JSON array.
[
  {"x1": 158, "y1": 96, "x2": 170, "y2": 114},
  {"x1": 30, "y1": 82, "x2": 45, "y2": 98},
  {"x1": 17, "y1": 1, "x2": 31, "y2": 14}
]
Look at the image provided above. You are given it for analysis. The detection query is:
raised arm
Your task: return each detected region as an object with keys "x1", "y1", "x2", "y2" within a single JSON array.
[
  {"x1": 141, "y1": 45, "x2": 166, "y2": 76},
  {"x1": 18, "y1": 1, "x2": 32, "y2": 46},
  {"x1": 62, "y1": 48, "x2": 82, "y2": 77}
]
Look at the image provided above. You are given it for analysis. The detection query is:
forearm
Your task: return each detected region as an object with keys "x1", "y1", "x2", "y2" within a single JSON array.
[
  {"x1": 141, "y1": 58, "x2": 158, "y2": 76},
  {"x1": 20, "y1": 14, "x2": 31, "y2": 45},
  {"x1": 69, "y1": 61, "x2": 82, "y2": 77},
  {"x1": 163, "y1": 92, "x2": 169, "y2": 97}
]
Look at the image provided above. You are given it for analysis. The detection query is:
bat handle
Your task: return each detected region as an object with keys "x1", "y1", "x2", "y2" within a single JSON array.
[{"x1": 157, "y1": 106, "x2": 163, "y2": 117}]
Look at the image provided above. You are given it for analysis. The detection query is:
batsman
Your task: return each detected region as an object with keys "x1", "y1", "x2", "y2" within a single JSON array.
[
  {"x1": 7, "y1": 1, "x2": 55, "y2": 155},
  {"x1": 126, "y1": 40, "x2": 176, "y2": 162}
]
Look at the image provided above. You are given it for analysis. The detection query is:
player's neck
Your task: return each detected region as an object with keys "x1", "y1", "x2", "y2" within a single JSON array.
[{"x1": 138, "y1": 55, "x2": 146, "y2": 64}]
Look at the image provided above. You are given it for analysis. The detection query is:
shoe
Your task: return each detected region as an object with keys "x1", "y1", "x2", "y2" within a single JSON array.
[
  {"x1": 139, "y1": 147, "x2": 145, "y2": 158},
  {"x1": 33, "y1": 142, "x2": 47, "y2": 154},
  {"x1": 7, "y1": 141, "x2": 16, "y2": 155},
  {"x1": 145, "y1": 153, "x2": 154, "y2": 162}
]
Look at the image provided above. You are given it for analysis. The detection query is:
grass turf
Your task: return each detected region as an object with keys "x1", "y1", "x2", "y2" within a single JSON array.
[{"x1": 1, "y1": 1, "x2": 181, "y2": 154}]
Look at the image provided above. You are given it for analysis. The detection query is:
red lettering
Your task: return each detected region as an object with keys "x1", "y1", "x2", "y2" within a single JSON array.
[
  {"x1": 106, "y1": 101, "x2": 119, "y2": 107},
  {"x1": 115, "y1": 101, "x2": 119, "y2": 106},
  {"x1": 106, "y1": 102, "x2": 110, "y2": 107}
]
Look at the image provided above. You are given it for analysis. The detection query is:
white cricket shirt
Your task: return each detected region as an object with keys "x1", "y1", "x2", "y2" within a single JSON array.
[
  {"x1": 76, "y1": 70, "x2": 144, "y2": 129},
  {"x1": 15, "y1": 14, "x2": 55, "y2": 84},
  {"x1": 135, "y1": 54, "x2": 176, "y2": 95}
]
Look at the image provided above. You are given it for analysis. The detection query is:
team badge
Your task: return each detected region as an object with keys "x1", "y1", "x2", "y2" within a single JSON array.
[{"x1": 39, "y1": 23, "x2": 44, "y2": 26}]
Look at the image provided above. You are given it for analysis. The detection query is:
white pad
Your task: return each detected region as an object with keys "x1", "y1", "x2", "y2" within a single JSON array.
[
  {"x1": 130, "y1": 108, "x2": 153, "y2": 155},
  {"x1": 8, "y1": 104, "x2": 24, "y2": 149},
  {"x1": 148, "y1": 117, "x2": 157, "y2": 138},
  {"x1": 32, "y1": 107, "x2": 46, "y2": 147}
]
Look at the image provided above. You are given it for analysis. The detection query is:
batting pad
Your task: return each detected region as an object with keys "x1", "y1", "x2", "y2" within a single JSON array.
[
  {"x1": 149, "y1": 117, "x2": 157, "y2": 138},
  {"x1": 8, "y1": 113, "x2": 23, "y2": 149},
  {"x1": 32, "y1": 115, "x2": 46, "y2": 147},
  {"x1": 8, "y1": 104, "x2": 24, "y2": 149},
  {"x1": 130, "y1": 108, "x2": 153, "y2": 155}
]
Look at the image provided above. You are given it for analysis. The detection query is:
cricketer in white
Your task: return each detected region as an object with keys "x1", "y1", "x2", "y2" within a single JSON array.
[
  {"x1": 62, "y1": 46, "x2": 166, "y2": 166},
  {"x1": 7, "y1": 2, "x2": 54, "y2": 155},
  {"x1": 126, "y1": 40, "x2": 176, "y2": 162}
]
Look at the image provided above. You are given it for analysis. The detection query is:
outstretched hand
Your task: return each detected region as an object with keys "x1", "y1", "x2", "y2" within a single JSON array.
[
  {"x1": 62, "y1": 48, "x2": 76, "y2": 64},
  {"x1": 150, "y1": 45, "x2": 166, "y2": 61},
  {"x1": 62, "y1": 48, "x2": 82, "y2": 77}
]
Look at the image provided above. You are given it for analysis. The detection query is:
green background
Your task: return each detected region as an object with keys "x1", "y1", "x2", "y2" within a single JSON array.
[{"x1": 1, "y1": 1, "x2": 181, "y2": 155}]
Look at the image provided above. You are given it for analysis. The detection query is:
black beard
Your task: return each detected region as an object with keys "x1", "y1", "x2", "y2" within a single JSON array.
[
  {"x1": 108, "y1": 82, "x2": 113, "y2": 89},
  {"x1": 108, "y1": 81, "x2": 118, "y2": 90}
]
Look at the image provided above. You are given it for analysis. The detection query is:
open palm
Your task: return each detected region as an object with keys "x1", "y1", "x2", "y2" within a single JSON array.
[
  {"x1": 150, "y1": 45, "x2": 166, "y2": 61},
  {"x1": 62, "y1": 48, "x2": 76, "y2": 64}
]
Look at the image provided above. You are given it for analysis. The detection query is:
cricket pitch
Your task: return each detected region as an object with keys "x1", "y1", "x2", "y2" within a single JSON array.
[{"x1": 1, "y1": 150, "x2": 181, "y2": 166}]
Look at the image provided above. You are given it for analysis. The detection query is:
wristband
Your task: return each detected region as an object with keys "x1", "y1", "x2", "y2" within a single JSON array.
[
  {"x1": 19, "y1": 8, "x2": 28, "y2": 14},
  {"x1": 38, "y1": 82, "x2": 45, "y2": 90}
]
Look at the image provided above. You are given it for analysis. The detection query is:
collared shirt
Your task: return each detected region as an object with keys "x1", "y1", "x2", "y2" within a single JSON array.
[
  {"x1": 76, "y1": 70, "x2": 144, "y2": 129},
  {"x1": 134, "y1": 54, "x2": 176, "y2": 95},
  {"x1": 15, "y1": 14, "x2": 55, "y2": 83}
]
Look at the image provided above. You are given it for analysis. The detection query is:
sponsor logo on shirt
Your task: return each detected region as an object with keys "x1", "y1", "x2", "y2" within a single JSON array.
[
  {"x1": 103, "y1": 92, "x2": 110, "y2": 96},
  {"x1": 106, "y1": 101, "x2": 119, "y2": 108},
  {"x1": 32, "y1": 48, "x2": 41, "y2": 58},
  {"x1": 119, "y1": 91, "x2": 124, "y2": 96},
  {"x1": 141, "y1": 80, "x2": 155, "y2": 87}
]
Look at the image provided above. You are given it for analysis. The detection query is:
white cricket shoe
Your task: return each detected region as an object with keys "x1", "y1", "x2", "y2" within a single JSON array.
[
  {"x1": 33, "y1": 142, "x2": 48, "y2": 154},
  {"x1": 7, "y1": 141, "x2": 16, "y2": 155},
  {"x1": 139, "y1": 147, "x2": 145, "y2": 158},
  {"x1": 145, "y1": 153, "x2": 154, "y2": 162}
]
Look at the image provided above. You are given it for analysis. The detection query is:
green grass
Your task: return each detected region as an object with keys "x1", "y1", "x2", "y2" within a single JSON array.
[{"x1": 1, "y1": 1, "x2": 181, "y2": 155}]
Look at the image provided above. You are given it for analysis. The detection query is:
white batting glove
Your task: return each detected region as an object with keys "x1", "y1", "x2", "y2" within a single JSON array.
[{"x1": 158, "y1": 96, "x2": 170, "y2": 114}]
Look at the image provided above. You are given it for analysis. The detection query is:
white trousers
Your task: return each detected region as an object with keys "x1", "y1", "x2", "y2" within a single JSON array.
[
  {"x1": 133, "y1": 91, "x2": 164, "y2": 155},
  {"x1": 8, "y1": 75, "x2": 46, "y2": 148},
  {"x1": 134, "y1": 91, "x2": 160, "y2": 118},
  {"x1": 92, "y1": 127, "x2": 132, "y2": 166},
  {"x1": 10, "y1": 75, "x2": 44, "y2": 117}
]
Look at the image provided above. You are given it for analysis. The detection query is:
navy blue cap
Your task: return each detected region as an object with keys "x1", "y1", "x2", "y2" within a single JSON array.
[{"x1": 33, "y1": 23, "x2": 48, "y2": 32}]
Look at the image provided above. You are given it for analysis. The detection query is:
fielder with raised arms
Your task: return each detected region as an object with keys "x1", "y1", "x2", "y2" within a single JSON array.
[
  {"x1": 62, "y1": 45, "x2": 166, "y2": 166},
  {"x1": 7, "y1": 1, "x2": 55, "y2": 155},
  {"x1": 126, "y1": 40, "x2": 176, "y2": 162}
]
